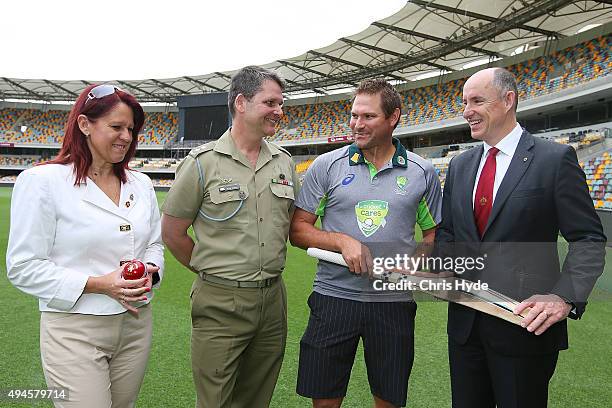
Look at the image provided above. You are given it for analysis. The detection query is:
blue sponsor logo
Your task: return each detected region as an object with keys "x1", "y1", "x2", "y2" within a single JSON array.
[{"x1": 342, "y1": 173, "x2": 355, "y2": 186}]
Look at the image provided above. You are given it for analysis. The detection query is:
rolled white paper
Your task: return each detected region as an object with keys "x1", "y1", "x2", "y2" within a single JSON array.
[{"x1": 307, "y1": 248, "x2": 348, "y2": 267}]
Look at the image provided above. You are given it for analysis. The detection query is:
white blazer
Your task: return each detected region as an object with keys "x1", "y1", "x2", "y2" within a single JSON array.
[{"x1": 6, "y1": 164, "x2": 164, "y2": 315}]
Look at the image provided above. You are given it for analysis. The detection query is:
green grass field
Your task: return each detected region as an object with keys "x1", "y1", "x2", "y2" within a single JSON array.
[{"x1": 0, "y1": 186, "x2": 610, "y2": 407}]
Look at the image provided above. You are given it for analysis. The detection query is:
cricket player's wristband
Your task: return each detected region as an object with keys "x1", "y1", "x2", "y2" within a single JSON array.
[{"x1": 146, "y1": 263, "x2": 160, "y2": 285}]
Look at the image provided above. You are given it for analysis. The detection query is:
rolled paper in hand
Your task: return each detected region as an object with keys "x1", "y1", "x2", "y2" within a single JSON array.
[{"x1": 307, "y1": 247, "x2": 347, "y2": 267}]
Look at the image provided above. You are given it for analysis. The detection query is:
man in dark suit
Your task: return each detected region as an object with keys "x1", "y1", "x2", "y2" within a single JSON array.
[{"x1": 435, "y1": 67, "x2": 606, "y2": 408}]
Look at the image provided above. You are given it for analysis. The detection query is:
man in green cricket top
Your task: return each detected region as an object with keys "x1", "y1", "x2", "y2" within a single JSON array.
[{"x1": 290, "y1": 78, "x2": 442, "y2": 408}]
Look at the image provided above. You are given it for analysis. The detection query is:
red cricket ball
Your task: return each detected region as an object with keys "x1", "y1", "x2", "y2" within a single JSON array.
[{"x1": 122, "y1": 260, "x2": 147, "y2": 280}]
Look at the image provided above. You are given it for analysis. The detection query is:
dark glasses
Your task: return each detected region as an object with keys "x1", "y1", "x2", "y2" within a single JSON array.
[{"x1": 85, "y1": 84, "x2": 121, "y2": 104}]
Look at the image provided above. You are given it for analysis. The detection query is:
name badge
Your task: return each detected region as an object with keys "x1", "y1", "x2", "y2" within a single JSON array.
[
  {"x1": 219, "y1": 183, "x2": 240, "y2": 192},
  {"x1": 271, "y1": 178, "x2": 294, "y2": 187},
  {"x1": 120, "y1": 224, "x2": 131, "y2": 232}
]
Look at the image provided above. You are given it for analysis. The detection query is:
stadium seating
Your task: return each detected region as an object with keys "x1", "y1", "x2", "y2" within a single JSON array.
[
  {"x1": 271, "y1": 35, "x2": 610, "y2": 143},
  {"x1": 582, "y1": 151, "x2": 612, "y2": 210},
  {"x1": 6, "y1": 138, "x2": 612, "y2": 211},
  {"x1": 0, "y1": 154, "x2": 43, "y2": 167},
  {"x1": 128, "y1": 157, "x2": 180, "y2": 171},
  {"x1": 139, "y1": 112, "x2": 177, "y2": 146},
  {"x1": 0, "y1": 108, "x2": 68, "y2": 144},
  {"x1": 0, "y1": 109, "x2": 20, "y2": 132},
  {"x1": 0, "y1": 108, "x2": 177, "y2": 146},
  {"x1": 1, "y1": 36, "x2": 609, "y2": 146},
  {"x1": 150, "y1": 178, "x2": 174, "y2": 187},
  {"x1": 295, "y1": 158, "x2": 315, "y2": 174},
  {"x1": 555, "y1": 128, "x2": 606, "y2": 151},
  {"x1": 1, "y1": 35, "x2": 611, "y2": 209}
]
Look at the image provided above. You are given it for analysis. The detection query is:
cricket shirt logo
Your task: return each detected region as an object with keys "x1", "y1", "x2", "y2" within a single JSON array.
[
  {"x1": 355, "y1": 200, "x2": 389, "y2": 237},
  {"x1": 394, "y1": 175, "x2": 408, "y2": 195},
  {"x1": 342, "y1": 173, "x2": 356, "y2": 186}
]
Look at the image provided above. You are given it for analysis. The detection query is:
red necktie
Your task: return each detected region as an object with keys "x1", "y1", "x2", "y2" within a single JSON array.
[{"x1": 474, "y1": 147, "x2": 499, "y2": 238}]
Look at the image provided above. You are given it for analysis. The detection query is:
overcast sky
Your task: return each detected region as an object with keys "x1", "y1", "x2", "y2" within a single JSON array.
[{"x1": 2, "y1": 0, "x2": 406, "y2": 81}]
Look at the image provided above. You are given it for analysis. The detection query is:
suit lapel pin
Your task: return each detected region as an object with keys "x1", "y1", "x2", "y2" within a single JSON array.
[
  {"x1": 125, "y1": 201, "x2": 131, "y2": 208},
  {"x1": 523, "y1": 157, "x2": 528, "y2": 162},
  {"x1": 129, "y1": 193, "x2": 134, "y2": 200}
]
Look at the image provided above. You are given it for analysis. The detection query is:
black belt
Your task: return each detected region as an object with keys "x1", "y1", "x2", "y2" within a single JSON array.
[{"x1": 199, "y1": 273, "x2": 279, "y2": 288}]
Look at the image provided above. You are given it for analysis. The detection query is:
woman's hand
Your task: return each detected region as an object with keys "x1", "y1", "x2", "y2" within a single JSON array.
[
  {"x1": 84, "y1": 266, "x2": 152, "y2": 314},
  {"x1": 144, "y1": 263, "x2": 160, "y2": 292}
]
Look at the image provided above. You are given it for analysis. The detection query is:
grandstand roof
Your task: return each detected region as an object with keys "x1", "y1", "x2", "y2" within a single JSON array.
[{"x1": 1, "y1": 0, "x2": 611, "y2": 103}]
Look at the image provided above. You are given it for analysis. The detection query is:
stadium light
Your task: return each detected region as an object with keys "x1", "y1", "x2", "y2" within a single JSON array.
[
  {"x1": 412, "y1": 70, "x2": 450, "y2": 81},
  {"x1": 577, "y1": 23, "x2": 602, "y2": 34},
  {"x1": 511, "y1": 43, "x2": 541, "y2": 56},
  {"x1": 463, "y1": 57, "x2": 502, "y2": 70}
]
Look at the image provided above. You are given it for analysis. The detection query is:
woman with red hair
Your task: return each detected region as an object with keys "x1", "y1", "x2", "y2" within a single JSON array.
[{"x1": 6, "y1": 84, "x2": 164, "y2": 408}]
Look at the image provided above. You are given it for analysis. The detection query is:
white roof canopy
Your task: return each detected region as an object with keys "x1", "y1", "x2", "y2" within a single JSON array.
[{"x1": 1, "y1": 0, "x2": 610, "y2": 103}]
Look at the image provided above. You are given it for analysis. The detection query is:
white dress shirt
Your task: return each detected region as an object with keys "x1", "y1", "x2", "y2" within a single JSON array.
[
  {"x1": 472, "y1": 123, "x2": 523, "y2": 208},
  {"x1": 7, "y1": 164, "x2": 164, "y2": 314}
]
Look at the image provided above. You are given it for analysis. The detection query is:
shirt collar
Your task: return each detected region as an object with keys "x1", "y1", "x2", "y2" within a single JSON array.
[
  {"x1": 213, "y1": 129, "x2": 235, "y2": 156},
  {"x1": 348, "y1": 137, "x2": 408, "y2": 168},
  {"x1": 484, "y1": 123, "x2": 523, "y2": 158},
  {"x1": 213, "y1": 128, "x2": 277, "y2": 160}
]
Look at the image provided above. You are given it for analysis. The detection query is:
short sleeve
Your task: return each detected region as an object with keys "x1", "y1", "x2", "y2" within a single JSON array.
[
  {"x1": 295, "y1": 156, "x2": 330, "y2": 216},
  {"x1": 416, "y1": 163, "x2": 443, "y2": 231},
  {"x1": 162, "y1": 155, "x2": 203, "y2": 220}
]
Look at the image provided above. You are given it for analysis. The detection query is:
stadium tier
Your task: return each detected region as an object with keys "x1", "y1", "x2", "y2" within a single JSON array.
[
  {"x1": 139, "y1": 112, "x2": 177, "y2": 146},
  {"x1": 555, "y1": 128, "x2": 607, "y2": 151},
  {"x1": 151, "y1": 178, "x2": 174, "y2": 187},
  {"x1": 0, "y1": 108, "x2": 20, "y2": 132},
  {"x1": 272, "y1": 35, "x2": 611, "y2": 142},
  {"x1": 128, "y1": 157, "x2": 180, "y2": 171},
  {"x1": 0, "y1": 109, "x2": 68, "y2": 144},
  {"x1": 0, "y1": 110, "x2": 177, "y2": 146},
  {"x1": 0, "y1": 155, "x2": 181, "y2": 172},
  {"x1": 5, "y1": 132, "x2": 610, "y2": 211},
  {"x1": 295, "y1": 158, "x2": 315, "y2": 174},
  {"x1": 583, "y1": 151, "x2": 612, "y2": 210},
  {"x1": 1, "y1": 32, "x2": 611, "y2": 209},
  {"x1": 0, "y1": 154, "x2": 42, "y2": 168},
  {"x1": 283, "y1": 128, "x2": 609, "y2": 196},
  {"x1": 1, "y1": 35, "x2": 609, "y2": 146},
  {"x1": 0, "y1": 174, "x2": 17, "y2": 183}
]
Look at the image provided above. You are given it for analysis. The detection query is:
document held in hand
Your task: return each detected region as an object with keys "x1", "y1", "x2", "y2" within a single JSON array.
[{"x1": 306, "y1": 247, "x2": 529, "y2": 326}]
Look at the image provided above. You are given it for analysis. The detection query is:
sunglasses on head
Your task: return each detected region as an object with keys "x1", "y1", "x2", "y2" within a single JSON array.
[{"x1": 85, "y1": 84, "x2": 121, "y2": 105}]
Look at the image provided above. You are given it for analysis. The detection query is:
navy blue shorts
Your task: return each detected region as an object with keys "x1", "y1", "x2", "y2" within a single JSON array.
[{"x1": 296, "y1": 292, "x2": 417, "y2": 407}]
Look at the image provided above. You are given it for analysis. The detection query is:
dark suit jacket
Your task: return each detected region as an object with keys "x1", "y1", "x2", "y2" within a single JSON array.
[{"x1": 435, "y1": 130, "x2": 606, "y2": 356}]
